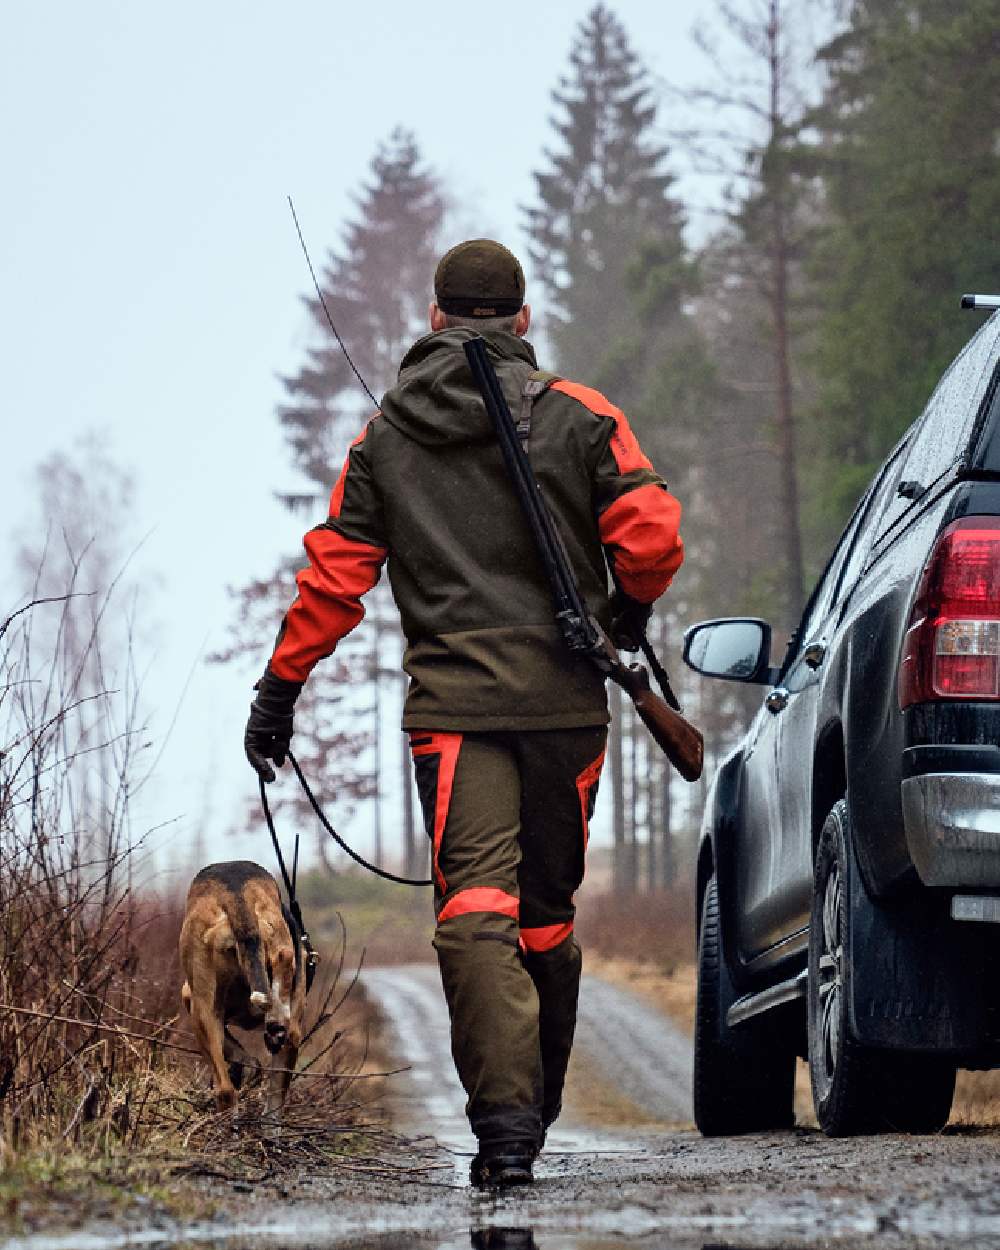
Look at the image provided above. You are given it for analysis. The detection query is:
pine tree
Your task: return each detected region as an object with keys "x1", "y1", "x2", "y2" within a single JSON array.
[
  {"x1": 217, "y1": 130, "x2": 445, "y2": 865},
  {"x1": 280, "y1": 128, "x2": 445, "y2": 489},
  {"x1": 807, "y1": 0, "x2": 1000, "y2": 531},
  {"x1": 525, "y1": 4, "x2": 686, "y2": 396}
]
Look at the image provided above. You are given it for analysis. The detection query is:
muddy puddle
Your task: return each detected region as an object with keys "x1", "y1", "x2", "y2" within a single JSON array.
[{"x1": 10, "y1": 1199, "x2": 1000, "y2": 1250}]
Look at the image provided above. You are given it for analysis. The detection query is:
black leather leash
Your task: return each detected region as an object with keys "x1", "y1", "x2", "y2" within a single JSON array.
[
  {"x1": 259, "y1": 750, "x2": 433, "y2": 898},
  {"x1": 258, "y1": 772, "x2": 320, "y2": 990}
]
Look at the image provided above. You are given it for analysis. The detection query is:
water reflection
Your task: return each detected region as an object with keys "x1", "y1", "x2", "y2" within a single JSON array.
[
  {"x1": 119, "y1": 1233, "x2": 813, "y2": 1250},
  {"x1": 6, "y1": 1231, "x2": 918, "y2": 1250},
  {"x1": 470, "y1": 1230, "x2": 538, "y2": 1250}
]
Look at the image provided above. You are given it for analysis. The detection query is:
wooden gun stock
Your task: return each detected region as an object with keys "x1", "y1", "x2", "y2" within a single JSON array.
[{"x1": 610, "y1": 660, "x2": 704, "y2": 783}]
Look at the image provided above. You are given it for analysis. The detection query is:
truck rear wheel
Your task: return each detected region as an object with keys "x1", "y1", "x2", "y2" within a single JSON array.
[
  {"x1": 808, "y1": 800, "x2": 955, "y2": 1135},
  {"x1": 694, "y1": 875, "x2": 796, "y2": 1135}
]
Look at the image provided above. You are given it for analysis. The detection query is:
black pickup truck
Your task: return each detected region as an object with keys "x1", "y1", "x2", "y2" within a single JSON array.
[{"x1": 683, "y1": 301, "x2": 1000, "y2": 1136}]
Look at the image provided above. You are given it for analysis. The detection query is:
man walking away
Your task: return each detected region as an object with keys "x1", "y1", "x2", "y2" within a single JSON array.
[{"x1": 244, "y1": 240, "x2": 684, "y2": 1186}]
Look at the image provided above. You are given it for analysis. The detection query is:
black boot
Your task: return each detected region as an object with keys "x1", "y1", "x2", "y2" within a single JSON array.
[{"x1": 470, "y1": 1140, "x2": 535, "y2": 1189}]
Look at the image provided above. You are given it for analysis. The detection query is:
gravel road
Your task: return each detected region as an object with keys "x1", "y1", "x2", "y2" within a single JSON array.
[
  {"x1": 9, "y1": 964, "x2": 1000, "y2": 1249},
  {"x1": 362, "y1": 963, "x2": 693, "y2": 1165},
  {"x1": 573, "y1": 973, "x2": 692, "y2": 1123}
]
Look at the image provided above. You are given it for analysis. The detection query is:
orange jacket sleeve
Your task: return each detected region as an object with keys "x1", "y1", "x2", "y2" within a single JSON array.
[{"x1": 551, "y1": 380, "x2": 684, "y2": 604}]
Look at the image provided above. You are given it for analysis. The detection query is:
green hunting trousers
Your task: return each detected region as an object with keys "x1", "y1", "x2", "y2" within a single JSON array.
[{"x1": 410, "y1": 726, "x2": 607, "y2": 1149}]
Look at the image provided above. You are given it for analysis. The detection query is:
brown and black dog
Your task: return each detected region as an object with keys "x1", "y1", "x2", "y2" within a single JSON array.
[{"x1": 180, "y1": 860, "x2": 313, "y2": 1111}]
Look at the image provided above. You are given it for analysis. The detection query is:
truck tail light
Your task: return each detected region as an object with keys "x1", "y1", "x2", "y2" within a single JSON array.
[{"x1": 900, "y1": 518, "x2": 1000, "y2": 707}]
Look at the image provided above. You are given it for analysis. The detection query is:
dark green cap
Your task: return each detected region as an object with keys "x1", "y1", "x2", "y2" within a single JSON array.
[{"x1": 434, "y1": 239, "x2": 526, "y2": 318}]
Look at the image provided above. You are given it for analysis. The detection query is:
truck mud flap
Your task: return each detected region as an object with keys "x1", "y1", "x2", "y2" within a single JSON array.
[{"x1": 845, "y1": 818, "x2": 994, "y2": 1052}]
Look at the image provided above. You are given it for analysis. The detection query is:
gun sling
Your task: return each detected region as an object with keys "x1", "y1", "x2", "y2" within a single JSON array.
[{"x1": 462, "y1": 336, "x2": 704, "y2": 783}]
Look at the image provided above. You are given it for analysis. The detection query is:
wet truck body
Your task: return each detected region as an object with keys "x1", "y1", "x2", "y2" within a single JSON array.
[{"x1": 685, "y1": 309, "x2": 1000, "y2": 1136}]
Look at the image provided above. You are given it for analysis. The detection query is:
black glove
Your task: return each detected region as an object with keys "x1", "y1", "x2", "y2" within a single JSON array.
[
  {"x1": 609, "y1": 589, "x2": 653, "y2": 653},
  {"x1": 244, "y1": 667, "x2": 303, "y2": 783}
]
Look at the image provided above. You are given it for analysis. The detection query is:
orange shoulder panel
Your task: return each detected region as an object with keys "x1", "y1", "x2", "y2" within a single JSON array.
[{"x1": 550, "y1": 380, "x2": 652, "y2": 474}]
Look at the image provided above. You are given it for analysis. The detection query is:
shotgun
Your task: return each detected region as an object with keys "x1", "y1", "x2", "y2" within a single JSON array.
[{"x1": 462, "y1": 336, "x2": 704, "y2": 783}]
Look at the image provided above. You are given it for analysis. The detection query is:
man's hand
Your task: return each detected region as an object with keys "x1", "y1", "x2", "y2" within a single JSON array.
[
  {"x1": 609, "y1": 590, "x2": 653, "y2": 653},
  {"x1": 244, "y1": 668, "x2": 304, "y2": 783}
]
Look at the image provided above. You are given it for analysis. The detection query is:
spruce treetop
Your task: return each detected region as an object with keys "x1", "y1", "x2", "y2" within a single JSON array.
[
  {"x1": 280, "y1": 128, "x2": 444, "y2": 489},
  {"x1": 525, "y1": 5, "x2": 683, "y2": 380}
]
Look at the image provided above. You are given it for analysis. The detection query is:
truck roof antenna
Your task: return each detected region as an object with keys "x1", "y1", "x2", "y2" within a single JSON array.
[{"x1": 961, "y1": 294, "x2": 1000, "y2": 311}]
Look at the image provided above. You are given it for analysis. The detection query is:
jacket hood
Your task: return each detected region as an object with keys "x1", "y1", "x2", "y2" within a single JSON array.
[{"x1": 379, "y1": 328, "x2": 540, "y2": 447}]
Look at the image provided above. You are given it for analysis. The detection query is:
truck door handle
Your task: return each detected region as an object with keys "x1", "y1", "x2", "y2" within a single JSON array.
[
  {"x1": 766, "y1": 687, "x2": 789, "y2": 715},
  {"x1": 803, "y1": 642, "x2": 827, "y2": 670},
  {"x1": 897, "y1": 479, "x2": 926, "y2": 501}
]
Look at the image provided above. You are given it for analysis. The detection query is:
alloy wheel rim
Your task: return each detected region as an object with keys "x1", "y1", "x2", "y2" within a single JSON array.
[{"x1": 814, "y1": 858, "x2": 844, "y2": 1098}]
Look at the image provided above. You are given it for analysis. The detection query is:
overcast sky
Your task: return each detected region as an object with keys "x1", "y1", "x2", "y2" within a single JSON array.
[{"x1": 3, "y1": 0, "x2": 740, "y2": 888}]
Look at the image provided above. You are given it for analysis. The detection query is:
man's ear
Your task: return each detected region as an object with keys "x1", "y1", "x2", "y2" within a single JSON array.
[
  {"x1": 429, "y1": 301, "x2": 448, "y2": 332},
  {"x1": 514, "y1": 304, "x2": 531, "y2": 337}
]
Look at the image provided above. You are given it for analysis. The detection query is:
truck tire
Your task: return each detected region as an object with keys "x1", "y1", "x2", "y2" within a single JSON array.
[
  {"x1": 808, "y1": 800, "x2": 955, "y2": 1135},
  {"x1": 694, "y1": 875, "x2": 796, "y2": 1135}
]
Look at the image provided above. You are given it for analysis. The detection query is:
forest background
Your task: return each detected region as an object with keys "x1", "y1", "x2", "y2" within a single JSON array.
[{"x1": 3, "y1": 0, "x2": 998, "y2": 896}]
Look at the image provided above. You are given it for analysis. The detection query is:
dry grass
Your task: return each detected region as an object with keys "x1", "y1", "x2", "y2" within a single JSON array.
[
  {"x1": 1, "y1": 585, "x2": 178, "y2": 1162},
  {"x1": 586, "y1": 955, "x2": 697, "y2": 1033},
  {"x1": 1, "y1": 587, "x2": 426, "y2": 1237},
  {"x1": 0, "y1": 908, "x2": 437, "y2": 1240},
  {"x1": 952, "y1": 1070, "x2": 1000, "y2": 1127},
  {"x1": 296, "y1": 867, "x2": 435, "y2": 967},
  {"x1": 576, "y1": 882, "x2": 695, "y2": 970},
  {"x1": 563, "y1": 1041, "x2": 664, "y2": 1130},
  {"x1": 1, "y1": 901, "x2": 401, "y2": 1177}
]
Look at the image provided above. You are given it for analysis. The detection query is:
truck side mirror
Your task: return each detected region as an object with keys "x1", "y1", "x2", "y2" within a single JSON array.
[{"x1": 683, "y1": 618, "x2": 774, "y2": 684}]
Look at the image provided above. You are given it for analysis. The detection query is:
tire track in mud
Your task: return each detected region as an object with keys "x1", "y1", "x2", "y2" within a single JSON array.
[{"x1": 362, "y1": 964, "x2": 692, "y2": 1164}]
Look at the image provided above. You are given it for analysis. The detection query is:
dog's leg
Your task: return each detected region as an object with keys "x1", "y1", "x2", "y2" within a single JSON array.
[
  {"x1": 189, "y1": 996, "x2": 236, "y2": 1110},
  {"x1": 266, "y1": 1042, "x2": 298, "y2": 1115},
  {"x1": 223, "y1": 1027, "x2": 246, "y2": 1091}
]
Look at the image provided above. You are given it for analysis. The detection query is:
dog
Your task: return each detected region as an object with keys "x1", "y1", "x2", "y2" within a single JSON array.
[{"x1": 180, "y1": 860, "x2": 314, "y2": 1111}]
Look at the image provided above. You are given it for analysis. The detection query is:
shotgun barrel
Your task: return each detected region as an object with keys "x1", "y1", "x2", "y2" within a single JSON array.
[{"x1": 462, "y1": 336, "x2": 703, "y2": 783}]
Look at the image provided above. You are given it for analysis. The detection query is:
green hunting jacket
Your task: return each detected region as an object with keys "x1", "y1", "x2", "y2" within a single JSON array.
[{"x1": 270, "y1": 328, "x2": 683, "y2": 731}]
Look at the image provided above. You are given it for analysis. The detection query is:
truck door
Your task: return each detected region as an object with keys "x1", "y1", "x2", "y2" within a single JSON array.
[
  {"x1": 734, "y1": 553, "x2": 849, "y2": 959},
  {"x1": 771, "y1": 450, "x2": 907, "y2": 934}
]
